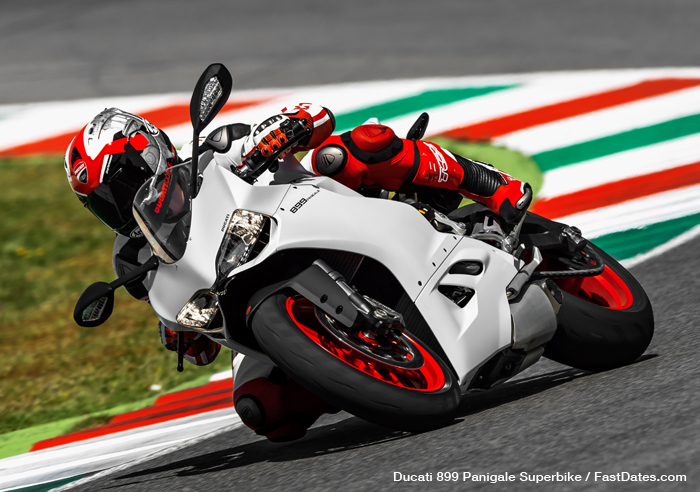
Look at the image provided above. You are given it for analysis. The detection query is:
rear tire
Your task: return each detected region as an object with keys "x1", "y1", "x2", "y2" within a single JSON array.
[
  {"x1": 544, "y1": 244, "x2": 654, "y2": 371},
  {"x1": 251, "y1": 294, "x2": 461, "y2": 432}
]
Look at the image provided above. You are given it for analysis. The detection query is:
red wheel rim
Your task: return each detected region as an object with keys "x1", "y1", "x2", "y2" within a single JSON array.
[
  {"x1": 556, "y1": 265, "x2": 633, "y2": 310},
  {"x1": 286, "y1": 297, "x2": 446, "y2": 392}
]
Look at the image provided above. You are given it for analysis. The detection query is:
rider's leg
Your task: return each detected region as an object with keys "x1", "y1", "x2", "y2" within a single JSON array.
[
  {"x1": 308, "y1": 124, "x2": 531, "y2": 222},
  {"x1": 411, "y1": 141, "x2": 533, "y2": 222},
  {"x1": 233, "y1": 355, "x2": 331, "y2": 442}
]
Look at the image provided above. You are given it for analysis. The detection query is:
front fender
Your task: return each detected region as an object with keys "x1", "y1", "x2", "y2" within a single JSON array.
[{"x1": 245, "y1": 263, "x2": 358, "y2": 328}]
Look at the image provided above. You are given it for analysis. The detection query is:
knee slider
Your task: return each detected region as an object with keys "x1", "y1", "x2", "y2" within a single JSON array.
[{"x1": 235, "y1": 395, "x2": 267, "y2": 428}]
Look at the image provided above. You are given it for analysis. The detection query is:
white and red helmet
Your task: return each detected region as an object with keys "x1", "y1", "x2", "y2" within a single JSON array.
[{"x1": 64, "y1": 108, "x2": 178, "y2": 237}]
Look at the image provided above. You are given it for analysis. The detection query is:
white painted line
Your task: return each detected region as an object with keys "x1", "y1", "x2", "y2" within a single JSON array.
[
  {"x1": 209, "y1": 370, "x2": 233, "y2": 382},
  {"x1": 2, "y1": 412, "x2": 235, "y2": 469},
  {"x1": 537, "y1": 133, "x2": 700, "y2": 199},
  {"x1": 0, "y1": 409, "x2": 240, "y2": 490},
  {"x1": 553, "y1": 183, "x2": 700, "y2": 238},
  {"x1": 1, "y1": 439, "x2": 191, "y2": 489},
  {"x1": 53, "y1": 418, "x2": 244, "y2": 492}
]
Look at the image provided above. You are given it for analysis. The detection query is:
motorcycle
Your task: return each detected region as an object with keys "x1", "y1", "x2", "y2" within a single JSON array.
[{"x1": 74, "y1": 64, "x2": 654, "y2": 432}]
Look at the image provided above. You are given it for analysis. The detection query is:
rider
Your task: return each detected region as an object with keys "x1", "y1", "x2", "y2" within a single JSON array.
[{"x1": 65, "y1": 104, "x2": 531, "y2": 441}]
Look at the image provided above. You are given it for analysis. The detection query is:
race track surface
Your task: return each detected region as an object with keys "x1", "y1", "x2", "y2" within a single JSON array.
[
  {"x1": 3, "y1": 0, "x2": 698, "y2": 490},
  {"x1": 3, "y1": 0, "x2": 700, "y2": 104}
]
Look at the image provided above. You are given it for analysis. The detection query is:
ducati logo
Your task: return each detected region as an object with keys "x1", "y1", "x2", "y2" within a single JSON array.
[
  {"x1": 73, "y1": 160, "x2": 88, "y2": 184},
  {"x1": 321, "y1": 153, "x2": 336, "y2": 167}
]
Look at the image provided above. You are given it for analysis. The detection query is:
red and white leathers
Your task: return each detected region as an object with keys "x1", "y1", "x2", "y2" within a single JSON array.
[{"x1": 303, "y1": 123, "x2": 532, "y2": 222}]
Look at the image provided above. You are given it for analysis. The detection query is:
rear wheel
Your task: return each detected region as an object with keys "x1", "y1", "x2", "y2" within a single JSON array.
[
  {"x1": 543, "y1": 244, "x2": 654, "y2": 371},
  {"x1": 251, "y1": 294, "x2": 461, "y2": 432}
]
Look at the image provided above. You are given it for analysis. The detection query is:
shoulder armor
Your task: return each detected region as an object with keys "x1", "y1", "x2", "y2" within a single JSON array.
[{"x1": 314, "y1": 144, "x2": 348, "y2": 177}]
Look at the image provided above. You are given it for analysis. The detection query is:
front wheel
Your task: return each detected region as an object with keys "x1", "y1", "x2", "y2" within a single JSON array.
[
  {"x1": 251, "y1": 294, "x2": 461, "y2": 432},
  {"x1": 543, "y1": 244, "x2": 654, "y2": 371}
]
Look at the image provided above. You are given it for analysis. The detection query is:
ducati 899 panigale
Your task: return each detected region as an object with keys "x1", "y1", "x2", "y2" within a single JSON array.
[{"x1": 75, "y1": 64, "x2": 654, "y2": 432}]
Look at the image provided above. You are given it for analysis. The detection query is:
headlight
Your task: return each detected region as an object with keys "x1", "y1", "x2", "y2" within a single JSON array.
[
  {"x1": 177, "y1": 290, "x2": 219, "y2": 329},
  {"x1": 216, "y1": 209, "x2": 269, "y2": 279}
]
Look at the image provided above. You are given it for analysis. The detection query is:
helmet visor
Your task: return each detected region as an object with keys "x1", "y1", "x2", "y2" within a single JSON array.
[{"x1": 85, "y1": 153, "x2": 153, "y2": 236}]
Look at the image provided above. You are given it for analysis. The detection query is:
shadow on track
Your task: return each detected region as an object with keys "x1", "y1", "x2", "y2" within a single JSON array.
[
  {"x1": 454, "y1": 354, "x2": 657, "y2": 419},
  {"x1": 105, "y1": 356, "x2": 655, "y2": 488}
]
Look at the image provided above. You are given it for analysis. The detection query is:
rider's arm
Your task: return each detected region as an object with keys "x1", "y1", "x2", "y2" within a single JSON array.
[{"x1": 193, "y1": 103, "x2": 335, "y2": 175}]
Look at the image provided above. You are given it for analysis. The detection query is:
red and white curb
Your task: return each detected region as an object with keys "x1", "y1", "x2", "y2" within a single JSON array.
[{"x1": 0, "y1": 368, "x2": 238, "y2": 492}]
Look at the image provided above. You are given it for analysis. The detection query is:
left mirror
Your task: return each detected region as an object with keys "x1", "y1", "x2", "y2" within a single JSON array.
[{"x1": 74, "y1": 282, "x2": 115, "y2": 327}]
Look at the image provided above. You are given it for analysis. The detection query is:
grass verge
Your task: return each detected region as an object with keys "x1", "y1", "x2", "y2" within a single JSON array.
[{"x1": 0, "y1": 158, "x2": 232, "y2": 439}]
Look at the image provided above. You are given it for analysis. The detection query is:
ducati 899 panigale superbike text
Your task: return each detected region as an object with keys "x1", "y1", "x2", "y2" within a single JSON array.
[{"x1": 75, "y1": 64, "x2": 654, "y2": 432}]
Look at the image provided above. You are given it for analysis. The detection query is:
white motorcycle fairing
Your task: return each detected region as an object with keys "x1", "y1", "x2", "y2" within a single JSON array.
[{"x1": 147, "y1": 160, "x2": 520, "y2": 390}]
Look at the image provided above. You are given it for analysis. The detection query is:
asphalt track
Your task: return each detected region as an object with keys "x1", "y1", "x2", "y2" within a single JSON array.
[
  {"x1": 3, "y1": 0, "x2": 698, "y2": 490},
  {"x1": 3, "y1": 0, "x2": 700, "y2": 104}
]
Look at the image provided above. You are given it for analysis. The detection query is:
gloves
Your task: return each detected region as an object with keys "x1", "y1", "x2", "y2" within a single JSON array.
[
  {"x1": 159, "y1": 322, "x2": 221, "y2": 366},
  {"x1": 207, "y1": 104, "x2": 335, "y2": 177},
  {"x1": 240, "y1": 111, "x2": 313, "y2": 174}
]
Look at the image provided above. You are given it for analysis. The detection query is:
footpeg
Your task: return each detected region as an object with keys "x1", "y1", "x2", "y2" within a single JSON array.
[{"x1": 433, "y1": 211, "x2": 467, "y2": 236}]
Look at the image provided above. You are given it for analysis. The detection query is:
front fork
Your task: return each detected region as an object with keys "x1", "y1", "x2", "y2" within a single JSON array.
[{"x1": 312, "y1": 260, "x2": 406, "y2": 339}]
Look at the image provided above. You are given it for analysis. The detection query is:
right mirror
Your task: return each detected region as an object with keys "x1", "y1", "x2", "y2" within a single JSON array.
[
  {"x1": 74, "y1": 282, "x2": 115, "y2": 327},
  {"x1": 190, "y1": 63, "x2": 233, "y2": 133}
]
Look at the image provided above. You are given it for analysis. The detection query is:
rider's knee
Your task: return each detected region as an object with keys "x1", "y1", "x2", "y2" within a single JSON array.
[{"x1": 233, "y1": 369, "x2": 330, "y2": 442}]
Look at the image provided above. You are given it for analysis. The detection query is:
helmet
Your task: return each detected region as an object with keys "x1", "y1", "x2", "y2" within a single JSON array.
[{"x1": 64, "y1": 108, "x2": 178, "y2": 237}]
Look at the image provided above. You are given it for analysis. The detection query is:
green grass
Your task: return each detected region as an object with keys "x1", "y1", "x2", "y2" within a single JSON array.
[{"x1": 0, "y1": 158, "x2": 232, "y2": 438}]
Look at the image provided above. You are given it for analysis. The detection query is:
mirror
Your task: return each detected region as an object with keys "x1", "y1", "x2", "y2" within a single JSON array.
[
  {"x1": 190, "y1": 63, "x2": 233, "y2": 133},
  {"x1": 74, "y1": 282, "x2": 114, "y2": 327}
]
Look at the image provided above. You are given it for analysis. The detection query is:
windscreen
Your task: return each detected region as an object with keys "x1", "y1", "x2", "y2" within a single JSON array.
[{"x1": 133, "y1": 163, "x2": 192, "y2": 263}]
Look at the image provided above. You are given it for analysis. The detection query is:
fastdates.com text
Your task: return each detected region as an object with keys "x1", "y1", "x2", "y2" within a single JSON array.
[{"x1": 393, "y1": 471, "x2": 687, "y2": 483}]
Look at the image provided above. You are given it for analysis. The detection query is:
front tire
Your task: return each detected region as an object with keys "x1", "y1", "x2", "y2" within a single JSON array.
[
  {"x1": 544, "y1": 244, "x2": 654, "y2": 371},
  {"x1": 251, "y1": 294, "x2": 461, "y2": 432}
]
